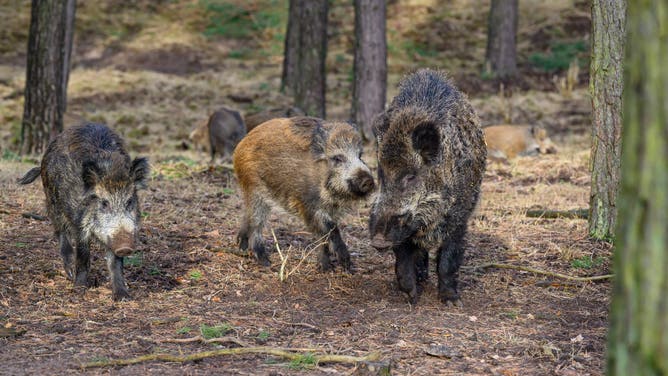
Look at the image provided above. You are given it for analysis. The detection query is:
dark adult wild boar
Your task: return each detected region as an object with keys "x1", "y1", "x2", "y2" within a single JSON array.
[
  {"x1": 234, "y1": 117, "x2": 374, "y2": 271},
  {"x1": 243, "y1": 106, "x2": 305, "y2": 132},
  {"x1": 369, "y1": 69, "x2": 486, "y2": 305},
  {"x1": 207, "y1": 106, "x2": 246, "y2": 162},
  {"x1": 19, "y1": 123, "x2": 149, "y2": 301}
]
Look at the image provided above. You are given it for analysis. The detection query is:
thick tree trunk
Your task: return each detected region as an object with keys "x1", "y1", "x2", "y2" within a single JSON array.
[
  {"x1": 607, "y1": 2, "x2": 668, "y2": 375},
  {"x1": 21, "y1": 0, "x2": 76, "y2": 155},
  {"x1": 484, "y1": 0, "x2": 518, "y2": 79},
  {"x1": 588, "y1": 0, "x2": 625, "y2": 240},
  {"x1": 352, "y1": 0, "x2": 387, "y2": 142},
  {"x1": 281, "y1": 0, "x2": 300, "y2": 95},
  {"x1": 292, "y1": 0, "x2": 328, "y2": 118}
]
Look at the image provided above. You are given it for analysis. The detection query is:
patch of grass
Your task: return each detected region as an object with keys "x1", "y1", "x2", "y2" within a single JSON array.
[
  {"x1": 124, "y1": 252, "x2": 143, "y2": 267},
  {"x1": 529, "y1": 40, "x2": 588, "y2": 72},
  {"x1": 501, "y1": 310, "x2": 520, "y2": 320},
  {"x1": 141, "y1": 211, "x2": 150, "y2": 219},
  {"x1": 149, "y1": 266, "x2": 161, "y2": 276},
  {"x1": 1, "y1": 149, "x2": 21, "y2": 161},
  {"x1": 200, "y1": 0, "x2": 284, "y2": 39},
  {"x1": 571, "y1": 256, "x2": 605, "y2": 270},
  {"x1": 288, "y1": 353, "x2": 317, "y2": 370},
  {"x1": 14, "y1": 242, "x2": 27, "y2": 248},
  {"x1": 177, "y1": 326, "x2": 192, "y2": 335},
  {"x1": 228, "y1": 48, "x2": 253, "y2": 59},
  {"x1": 200, "y1": 323, "x2": 233, "y2": 339},
  {"x1": 402, "y1": 40, "x2": 439, "y2": 59},
  {"x1": 222, "y1": 187, "x2": 234, "y2": 195},
  {"x1": 257, "y1": 330, "x2": 271, "y2": 341},
  {"x1": 189, "y1": 270, "x2": 203, "y2": 280}
]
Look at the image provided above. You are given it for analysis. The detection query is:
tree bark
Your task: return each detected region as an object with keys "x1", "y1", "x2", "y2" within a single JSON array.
[
  {"x1": 607, "y1": 1, "x2": 668, "y2": 375},
  {"x1": 21, "y1": 0, "x2": 76, "y2": 155},
  {"x1": 484, "y1": 0, "x2": 518, "y2": 79},
  {"x1": 291, "y1": 0, "x2": 328, "y2": 118},
  {"x1": 588, "y1": 0, "x2": 625, "y2": 240},
  {"x1": 352, "y1": 0, "x2": 387, "y2": 142},
  {"x1": 281, "y1": 0, "x2": 300, "y2": 95}
]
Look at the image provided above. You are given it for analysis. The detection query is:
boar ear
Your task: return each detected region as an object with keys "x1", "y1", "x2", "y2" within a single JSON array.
[
  {"x1": 131, "y1": 157, "x2": 150, "y2": 190},
  {"x1": 82, "y1": 160, "x2": 102, "y2": 189},
  {"x1": 372, "y1": 112, "x2": 389, "y2": 138},
  {"x1": 411, "y1": 121, "x2": 441, "y2": 164}
]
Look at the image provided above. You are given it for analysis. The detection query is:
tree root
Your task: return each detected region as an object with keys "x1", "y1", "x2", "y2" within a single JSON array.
[
  {"x1": 467, "y1": 262, "x2": 613, "y2": 282},
  {"x1": 81, "y1": 346, "x2": 381, "y2": 369}
]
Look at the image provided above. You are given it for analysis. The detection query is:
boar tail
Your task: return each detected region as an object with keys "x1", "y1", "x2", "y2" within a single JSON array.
[{"x1": 18, "y1": 167, "x2": 41, "y2": 185}]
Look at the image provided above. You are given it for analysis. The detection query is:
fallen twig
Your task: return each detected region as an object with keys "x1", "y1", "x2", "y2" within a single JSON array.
[
  {"x1": 525, "y1": 209, "x2": 588, "y2": 219},
  {"x1": 21, "y1": 212, "x2": 47, "y2": 221},
  {"x1": 145, "y1": 335, "x2": 250, "y2": 347},
  {"x1": 467, "y1": 262, "x2": 613, "y2": 282},
  {"x1": 81, "y1": 347, "x2": 381, "y2": 369}
]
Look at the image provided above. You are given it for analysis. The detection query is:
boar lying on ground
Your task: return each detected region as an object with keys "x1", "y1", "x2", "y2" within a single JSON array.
[
  {"x1": 19, "y1": 123, "x2": 149, "y2": 301},
  {"x1": 189, "y1": 107, "x2": 246, "y2": 162},
  {"x1": 243, "y1": 106, "x2": 305, "y2": 132},
  {"x1": 233, "y1": 117, "x2": 374, "y2": 271},
  {"x1": 483, "y1": 124, "x2": 558, "y2": 161},
  {"x1": 369, "y1": 69, "x2": 487, "y2": 305}
]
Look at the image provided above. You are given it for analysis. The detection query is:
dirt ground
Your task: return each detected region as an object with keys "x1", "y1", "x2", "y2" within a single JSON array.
[{"x1": 0, "y1": 0, "x2": 612, "y2": 375}]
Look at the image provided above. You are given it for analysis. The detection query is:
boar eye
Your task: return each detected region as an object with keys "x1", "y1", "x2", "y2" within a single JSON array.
[
  {"x1": 126, "y1": 197, "x2": 135, "y2": 210},
  {"x1": 401, "y1": 174, "x2": 417, "y2": 189},
  {"x1": 330, "y1": 155, "x2": 345, "y2": 164},
  {"x1": 100, "y1": 199, "x2": 111, "y2": 212}
]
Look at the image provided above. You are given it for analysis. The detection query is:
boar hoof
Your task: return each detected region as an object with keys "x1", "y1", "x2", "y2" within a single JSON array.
[
  {"x1": 255, "y1": 253, "x2": 271, "y2": 267},
  {"x1": 74, "y1": 272, "x2": 89, "y2": 287},
  {"x1": 439, "y1": 287, "x2": 461, "y2": 306}
]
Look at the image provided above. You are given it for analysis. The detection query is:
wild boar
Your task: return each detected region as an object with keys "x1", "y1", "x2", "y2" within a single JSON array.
[
  {"x1": 369, "y1": 69, "x2": 487, "y2": 305},
  {"x1": 19, "y1": 123, "x2": 149, "y2": 301},
  {"x1": 483, "y1": 124, "x2": 558, "y2": 161},
  {"x1": 188, "y1": 120, "x2": 210, "y2": 153},
  {"x1": 233, "y1": 116, "x2": 374, "y2": 271},
  {"x1": 243, "y1": 106, "x2": 305, "y2": 132},
  {"x1": 207, "y1": 107, "x2": 246, "y2": 162}
]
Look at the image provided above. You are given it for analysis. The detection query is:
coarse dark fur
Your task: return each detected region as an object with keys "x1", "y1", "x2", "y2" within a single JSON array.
[
  {"x1": 234, "y1": 116, "x2": 374, "y2": 272},
  {"x1": 369, "y1": 69, "x2": 486, "y2": 304},
  {"x1": 243, "y1": 106, "x2": 305, "y2": 132},
  {"x1": 19, "y1": 123, "x2": 149, "y2": 301},
  {"x1": 208, "y1": 106, "x2": 246, "y2": 162}
]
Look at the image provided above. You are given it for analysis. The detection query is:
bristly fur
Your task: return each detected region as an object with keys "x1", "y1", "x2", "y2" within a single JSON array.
[{"x1": 369, "y1": 68, "x2": 486, "y2": 304}]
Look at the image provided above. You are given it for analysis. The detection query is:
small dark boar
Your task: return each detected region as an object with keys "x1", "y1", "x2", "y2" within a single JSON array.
[
  {"x1": 233, "y1": 117, "x2": 374, "y2": 271},
  {"x1": 369, "y1": 69, "x2": 486, "y2": 305},
  {"x1": 243, "y1": 106, "x2": 305, "y2": 132},
  {"x1": 19, "y1": 123, "x2": 149, "y2": 301},
  {"x1": 207, "y1": 106, "x2": 246, "y2": 162}
]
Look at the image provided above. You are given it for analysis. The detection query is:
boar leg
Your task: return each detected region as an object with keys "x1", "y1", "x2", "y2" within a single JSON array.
[
  {"x1": 59, "y1": 233, "x2": 75, "y2": 281},
  {"x1": 310, "y1": 215, "x2": 351, "y2": 272},
  {"x1": 73, "y1": 240, "x2": 91, "y2": 287},
  {"x1": 415, "y1": 247, "x2": 429, "y2": 283},
  {"x1": 328, "y1": 225, "x2": 351, "y2": 272},
  {"x1": 437, "y1": 225, "x2": 466, "y2": 305},
  {"x1": 106, "y1": 251, "x2": 130, "y2": 301},
  {"x1": 394, "y1": 243, "x2": 418, "y2": 304},
  {"x1": 243, "y1": 195, "x2": 271, "y2": 266}
]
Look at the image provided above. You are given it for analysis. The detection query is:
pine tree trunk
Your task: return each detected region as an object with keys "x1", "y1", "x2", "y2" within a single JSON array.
[
  {"x1": 484, "y1": 0, "x2": 518, "y2": 78},
  {"x1": 21, "y1": 0, "x2": 76, "y2": 155},
  {"x1": 588, "y1": 0, "x2": 625, "y2": 240},
  {"x1": 352, "y1": 0, "x2": 387, "y2": 142},
  {"x1": 293, "y1": 0, "x2": 328, "y2": 118},
  {"x1": 281, "y1": 0, "x2": 300, "y2": 95},
  {"x1": 607, "y1": 1, "x2": 668, "y2": 375}
]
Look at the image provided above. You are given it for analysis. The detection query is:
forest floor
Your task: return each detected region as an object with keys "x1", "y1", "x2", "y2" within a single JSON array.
[{"x1": 0, "y1": 0, "x2": 611, "y2": 375}]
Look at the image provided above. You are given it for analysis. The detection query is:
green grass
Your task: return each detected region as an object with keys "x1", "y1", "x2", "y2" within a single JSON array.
[
  {"x1": 529, "y1": 40, "x2": 588, "y2": 72},
  {"x1": 189, "y1": 270, "x2": 203, "y2": 280},
  {"x1": 177, "y1": 326, "x2": 192, "y2": 335},
  {"x1": 200, "y1": 323, "x2": 233, "y2": 339},
  {"x1": 287, "y1": 353, "x2": 317, "y2": 370},
  {"x1": 1, "y1": 149, "x2": 21, "y2": 161},
  {"x1": 200, "y1": 0, "x2": 284, "y2": 39},
  {"x1": 571, "y1": 256, "x2": 605, "y2": 270},
  {"x1": 257, "y1": 330, "x2": 271, "y2": 341},
  {"x1": 124, "y1": 252, "x2": 143, "y2": 267}
]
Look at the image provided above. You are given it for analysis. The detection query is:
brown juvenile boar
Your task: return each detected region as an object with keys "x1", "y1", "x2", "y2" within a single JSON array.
[
  {"x1": 369, "y1": 69, "x2": 487, "y2": 305},
  {"x1": 233, "y1": 116, "x2": 374, "y2": 271},
  {"x1": 188, "y1": 120, "x2": 209, "y2": 153},
  {"x1": 18, "y1": 123, "x2": 149, "y2": 301},
  {"x1": 243, "y1": 106, "x2": 305, "y2": 132},
  {"x1": 483, "y1": 124, "x2": 558, "y2": 161}
]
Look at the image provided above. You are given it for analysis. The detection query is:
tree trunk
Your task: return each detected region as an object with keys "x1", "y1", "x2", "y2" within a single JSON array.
[
  {"x1": 484, "y1": 0, "x2": 518, "y2": 79},
  {"x1": 352, "y1": 0, "x2": 387, "y2": 142},
  {"x1": 292, "y1": 0, "x2": 328, "y2": 118},
  {"x1": 21, "y1": 0, "x2": 76, "y2": 155},
  {"x1": 281, "y1": 0, "x2": 300, "y2": 95},
  {"x1": 607, "y1": 2, "x2": 668, "y2": 375},
  {"x1": 588, "y1": 0, "x2": 625, "y2": 241}
]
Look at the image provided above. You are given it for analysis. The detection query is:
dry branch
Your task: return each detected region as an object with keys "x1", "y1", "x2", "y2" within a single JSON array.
[
  {"x1": 525, "y1": 209, "x2": 588, "y2": 219},
  {"x1": 468, "y1": 262, "x2": 613, "y2": 282},
  {"x1": 81, "y1": 347, "x2": 381, "y2": 369}
]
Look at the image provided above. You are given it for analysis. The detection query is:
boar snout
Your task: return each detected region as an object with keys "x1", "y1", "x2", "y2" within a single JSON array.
[
  {"x1": 370, "y1": 233, "x2": 393, "y2": 251},
  {"x1": 348, "y1": 170, "x2": 375, "y2": 197},
  {"x1": 110, "y1": 231, "x2": 135, "y2": 257}
]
